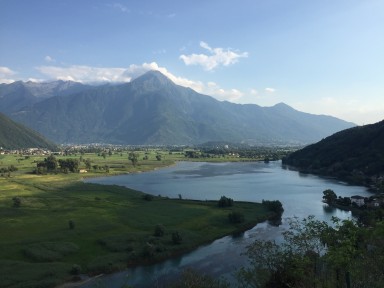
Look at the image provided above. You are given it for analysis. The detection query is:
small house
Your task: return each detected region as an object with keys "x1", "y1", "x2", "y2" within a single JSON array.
[{"x1": 351, "y1": 195, "x2": 365, "y2": 207}]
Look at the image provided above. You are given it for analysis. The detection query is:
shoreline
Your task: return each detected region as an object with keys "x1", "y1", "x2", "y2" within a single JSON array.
[{"x1": 56, "y1": 160, "x2": 274, "y2": 288}]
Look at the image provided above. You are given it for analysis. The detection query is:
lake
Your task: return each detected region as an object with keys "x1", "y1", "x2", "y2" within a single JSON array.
[{"x1": 83, "y1": 161, "x2": 370, "y2": 287}]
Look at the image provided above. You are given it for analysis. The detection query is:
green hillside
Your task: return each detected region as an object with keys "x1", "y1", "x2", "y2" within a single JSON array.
[
  {"x1": 283, "y1": 120, "x2": 384, "y2": 191},
  {"x1": 0, "y1": 112, "x2": 57, "y2": 150}
]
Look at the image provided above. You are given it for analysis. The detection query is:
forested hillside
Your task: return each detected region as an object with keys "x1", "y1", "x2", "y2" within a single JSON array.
[
  {"x1": 0, "y1": 112, "x2": 57, "y2": 150},
  {"x1": 283, "y1": 120, "x2": 384, "y2": 190}
]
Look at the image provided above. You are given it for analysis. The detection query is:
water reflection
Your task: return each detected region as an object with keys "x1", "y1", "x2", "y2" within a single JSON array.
[{"x1": 83, "y1": 161, "x2": 369, "y2": 287}]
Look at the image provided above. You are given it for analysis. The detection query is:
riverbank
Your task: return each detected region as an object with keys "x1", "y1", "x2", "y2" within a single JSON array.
[{"x1": 0, "y1": 153, "x2": 277, "y2": 288}]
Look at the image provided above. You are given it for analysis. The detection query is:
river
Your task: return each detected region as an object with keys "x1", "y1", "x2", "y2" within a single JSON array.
[{"x1": 83, "y1": 161, "x2": 370, "y2": 287}]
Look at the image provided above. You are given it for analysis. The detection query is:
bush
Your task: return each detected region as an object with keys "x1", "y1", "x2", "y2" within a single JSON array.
[
  {"x1": 218, "y1": 196, "x2": 234, "y2": 207},
  {"x1": 12, "y1": 196, "x2": 21, "y2": 208},
  {"x1": 154, "y1": 224, "x2": 165, "y2": 237},
  {"x1": 68, "y1": 220, "x2": 75, "y2": 230},
  {"x1": 172, "y1": 231, "x2": 182, "y2": 245},
  {"x1": 143, "y1": 194, "x2": 154, "y2": 201},
  {"x1": 70, "y1": 264, "x2": 81, "y2": 275},
  {"x1": 228, "y1": 211, "x2": 245, "y2": 223},
  {"x1": 262, "y1": 200, "x2": 284, "y2": 214}
]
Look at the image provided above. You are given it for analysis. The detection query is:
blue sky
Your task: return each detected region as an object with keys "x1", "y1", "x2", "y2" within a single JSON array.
[{"x1": 1, "y1": 0, "x2": 383, "y2": 125}]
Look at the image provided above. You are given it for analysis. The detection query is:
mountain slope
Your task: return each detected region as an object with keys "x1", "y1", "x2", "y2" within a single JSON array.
[
  {"x1": 0, "y1": 112, "x2": 57, "y2": 150},
  {"x1": 283, "y1": 120, "x2": 384, "y2": 189},
  {"x1": 5, "y1": 71, "x2": 355, "y2": 145},
  {"x1": 0, "y1": 80, "x2": 90, "y2": 114}
]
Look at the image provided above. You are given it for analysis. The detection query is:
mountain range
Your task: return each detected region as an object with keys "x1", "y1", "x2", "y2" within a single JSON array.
[{"x1": 0, "y1": 71, "x2": 355, "y2": 145}]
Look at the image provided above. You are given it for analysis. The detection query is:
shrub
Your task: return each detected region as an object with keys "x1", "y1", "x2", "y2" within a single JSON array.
[
  {"x1": 12, "y1": 196, "x2": 21, "y2": 208},
  {"x1": 218, "y1": 196, "x2": 234, "y2": 207},
  {"x1": 172, "y1": 231, "x2": 182, "y2": 245},
  {"x1": 143, "y1": 194, "x2": 154, "y2": 201},
  {"x1": 70, "y1": 264, "x2": 81, "y2": 275},
  {"x1": 262, "y1": 200, "x2": 284, "y2": 214},
  {"x1": 154, "y1": 224, "x2": 165, "y2": 237},
  {"x1": 68, "y1": 220, "x2": 75, "y2": 230}
]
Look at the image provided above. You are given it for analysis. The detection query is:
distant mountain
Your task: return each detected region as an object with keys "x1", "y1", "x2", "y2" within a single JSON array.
[
  {"x1": 283, "y1": 120, "x2": 384, "y2": 189},
  {"x1": 2, "y1": 71, "x2": 355, "y2": 145},
  {"x1": 0, "y1": 80, "x2": 90, "y2": 114},
  {"x1": 0, "y1": 112, "x2": 57, "y2": 150}
]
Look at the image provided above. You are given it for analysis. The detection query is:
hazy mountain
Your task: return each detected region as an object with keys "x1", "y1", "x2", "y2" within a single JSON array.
[
  {"x1": 283, "y1": 120, "x2": 384, "y2": 188},
  {"x1": 0, "y1": 80, "x2": 90, "y2": 113},
  {"x1": 0, "y1": 112, "x2": 57, "y2": 150},
  {"x1": 4, "y1": 71, "x2": 355, "y2": 145}
]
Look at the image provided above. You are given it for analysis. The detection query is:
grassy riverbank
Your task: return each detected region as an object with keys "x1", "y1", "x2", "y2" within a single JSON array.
[{"x1": 0, "y1": 153, "x2": 275, "y2": 288}]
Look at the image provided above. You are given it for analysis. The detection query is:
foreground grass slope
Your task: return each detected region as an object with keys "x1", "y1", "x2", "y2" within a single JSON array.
[{"x1": 0, "y1": 153, "x2": 273, "y2": 288}]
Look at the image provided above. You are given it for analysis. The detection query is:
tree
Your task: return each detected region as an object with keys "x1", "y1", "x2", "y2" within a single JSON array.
[
  {"x1": 58, "y1": 159, "x2": 79, "y2": 173},
  {"x1": 323, "y1": 189, "x2": 337, "y2": 204},
  {"x1": 84, "y1": 158, "x2": 92, "y2": 170},
  {"x1": 45, "y1": 155, "x2": 58, "y2": 171},
  {"x1": 262, "y1": 200, "x2": 284, "y2": 214},
  {"x1": 238, "y1": 216, "x2": 329, "y2": 287},
  {"x1": 128, "y1": 152, "x2": 138, "y2": 167},
  {"x1": 218, "y1": 196, "x2": 234, "y2": 207}
]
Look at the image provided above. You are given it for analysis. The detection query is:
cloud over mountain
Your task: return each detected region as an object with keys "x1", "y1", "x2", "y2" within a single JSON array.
[{"x1": 179, "y1": 41, "x2": 249, "y2": 71}]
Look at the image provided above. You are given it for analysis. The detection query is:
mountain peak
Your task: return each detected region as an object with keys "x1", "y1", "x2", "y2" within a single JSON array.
[{"x1": 132, "y1": 70, "x2": 175, "y2": 90}]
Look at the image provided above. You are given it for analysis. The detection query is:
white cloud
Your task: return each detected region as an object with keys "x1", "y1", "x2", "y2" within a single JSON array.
[
  {"x1": 36, "y1": 65, "x2": 130, "y2": 83},
  {"x1": 34, "y1": 62, "x2": 246, "y2": 103},
  {"x1": 44, "y1": 55, "x2": 55, "y2": 63},
  {"x1": 109, "y1": 3, "x2": 129, "y2": 13},
  {"x1": 265, "y1": 87, "x2": 276, "y2": 93},
  {"x1": 180, "y1": 41, "x2": 248, "y2": 71},
  {"x1": 250, "y1": 89, "x2": 258, "y2": 96},
  {"x1": 0, "y1": 66, "x2": 16, "y2": 83}
]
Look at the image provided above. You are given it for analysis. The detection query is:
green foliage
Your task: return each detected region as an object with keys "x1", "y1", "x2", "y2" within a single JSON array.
[
  {"x1": 143, "y1": 194, "x2": 154, "y2": 201},
  {"x1": 0, "y1": 112, "x2": 57, "y2": 150},
  {"x1": 322, "y1": 189, "x2": 337, "y2": 204},
  {"x1": 68, "y1": 220, "x2": 75, "y2": 230},
  {"x1": 262, "y1": 199, "x2": 284, "y2": 214},
  {"x1": 128, "y1": 152, "x2": 138, "y2": 167},
  {"x1": 283, "y1": 120, "x2": 384, "y2": 190},
  {"x1": 37, "y1": 155, "x2": 58, "y2": 173},
  {"x1": 154, "y1": 224, "x2": 165, "y2": 237},
  {"x1": 12, "y1": 196, "x2": 21, "y2": 207},
  {"x1": 239, "y1": 215, "x2": 384, "y2": 288},
  {"x1": 218, "y1": 196, "x2": 234, "y2": 207},
  {"x1": 172, "y1": 231, "x2": 182, "y2": 245},
  {"x1": 70, "y1": 264, "x2": 82, "y2": 275},
  {"x1": 58, "y1": 158, "x2": 79, "y2": 173}
]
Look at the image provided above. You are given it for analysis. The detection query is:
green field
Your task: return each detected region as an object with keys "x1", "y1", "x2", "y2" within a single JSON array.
[{"x1": 0, "y1": 152, "x2": 274, "y2": 287}]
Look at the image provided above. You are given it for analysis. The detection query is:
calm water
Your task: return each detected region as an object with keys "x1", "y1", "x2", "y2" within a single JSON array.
[{"x1": 83, "y1": 161, "x2": 370, "y2": 287}]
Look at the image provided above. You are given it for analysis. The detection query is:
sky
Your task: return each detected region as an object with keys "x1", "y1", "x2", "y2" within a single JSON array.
[{"x1": 1, "y1": 0, "x2": 383, "y2": 125}]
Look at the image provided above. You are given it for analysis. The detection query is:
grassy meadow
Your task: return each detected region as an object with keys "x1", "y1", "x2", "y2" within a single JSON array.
[{"x1": 0, "y1": 151, "x2": 273, "y2": 287}]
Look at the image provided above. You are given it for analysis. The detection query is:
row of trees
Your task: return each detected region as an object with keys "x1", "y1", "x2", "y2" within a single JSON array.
[{"x1": 35, "y1": 155, "x2": 79, "y2": 174}]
